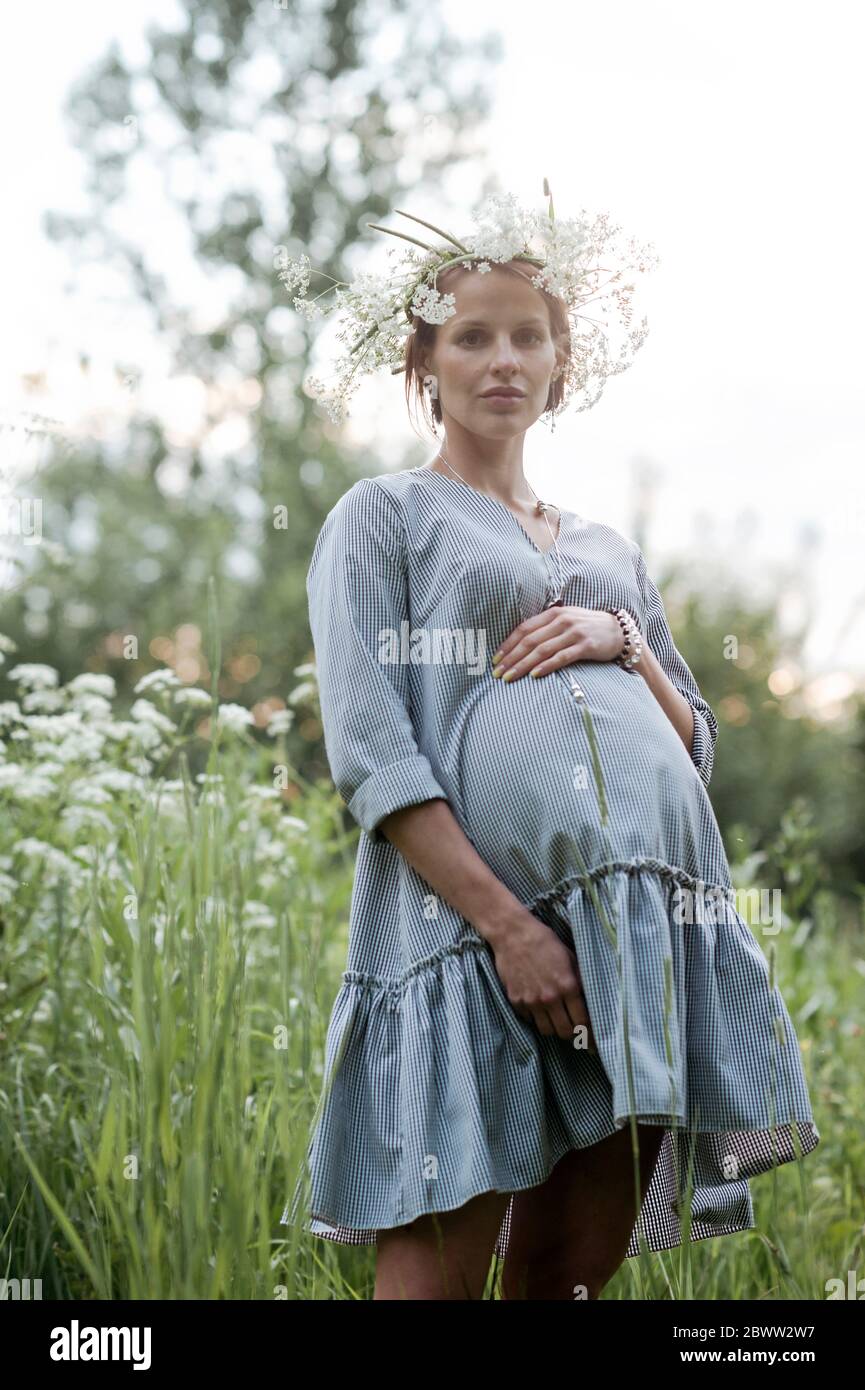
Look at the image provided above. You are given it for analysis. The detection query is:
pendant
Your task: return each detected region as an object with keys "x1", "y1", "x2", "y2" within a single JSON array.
[{"x1": 544, "y1": 596, "x2": 564, "y2": 609}]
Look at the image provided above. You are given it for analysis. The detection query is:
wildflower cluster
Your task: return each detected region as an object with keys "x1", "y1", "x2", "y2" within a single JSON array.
[{"x1": 277, "y1": 180, "x2": 659, "y2": 424}]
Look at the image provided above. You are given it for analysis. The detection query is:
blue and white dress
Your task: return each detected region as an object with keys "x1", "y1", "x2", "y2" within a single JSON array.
[{"x1": 281, "y1": 463, "x2": 820, "y2": 1260}]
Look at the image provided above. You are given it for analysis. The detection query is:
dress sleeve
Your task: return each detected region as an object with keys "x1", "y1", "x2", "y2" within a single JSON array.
[
  {"x1": 628, "y1": 541, "x2": 719, "y2": 788},
  {"x1": 306, "y1": 477, "x2": 451, "y2": 842}
]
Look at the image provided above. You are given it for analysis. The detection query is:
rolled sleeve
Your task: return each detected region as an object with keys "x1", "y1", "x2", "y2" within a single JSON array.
[
  {"x1": 629, "y1": 541, "x2": 719, "y2": 788},
  {"x1": 306, "y1": 477, "x2": 450, "y2": 842}
]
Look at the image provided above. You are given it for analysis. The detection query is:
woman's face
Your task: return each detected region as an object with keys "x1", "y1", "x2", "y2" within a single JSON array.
[{"x1": 421, "y1": 265, "x2": 561, "y2": 437}]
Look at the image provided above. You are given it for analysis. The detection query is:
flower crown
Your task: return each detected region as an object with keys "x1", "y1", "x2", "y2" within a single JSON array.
[{"x1": 277, "y1": 179, "x2": 659, "y2": 426}]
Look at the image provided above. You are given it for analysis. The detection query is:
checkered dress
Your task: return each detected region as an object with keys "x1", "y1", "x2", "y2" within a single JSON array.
[{"x1": 281, "y1": 465, "x2": 820, "y2": 1261}]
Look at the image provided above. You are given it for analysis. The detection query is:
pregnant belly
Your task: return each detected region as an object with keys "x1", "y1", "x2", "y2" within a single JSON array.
[{"x1": 450, "y1": 660, "x2": 705, "y2": 903}]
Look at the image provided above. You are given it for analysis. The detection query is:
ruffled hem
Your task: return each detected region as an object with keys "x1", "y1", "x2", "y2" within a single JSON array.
[{"x1": 281, "y1": 863, "x2": 820, "y2": 1261}]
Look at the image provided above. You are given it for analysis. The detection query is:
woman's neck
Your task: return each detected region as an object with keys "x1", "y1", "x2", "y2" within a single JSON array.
[{"x1": 430, "y1": 448, "x2": 532, "y2": 508}]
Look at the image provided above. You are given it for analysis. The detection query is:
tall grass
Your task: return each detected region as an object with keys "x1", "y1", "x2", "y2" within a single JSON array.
[{"x1": 0, "y1": 616, "x2": 858, "y2": 1299}]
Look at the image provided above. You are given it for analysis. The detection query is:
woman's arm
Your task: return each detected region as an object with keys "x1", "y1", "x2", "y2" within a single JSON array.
[
  {"x1": 378, "y1": 797, "x2": 528, "y2": 949},
  {"x1": 306, "y1": 478, "x2": 451, "y2": 842},
  {"x1": 629, "y1": 541, "x2": 718, "y2": 786},
  {"x1": 633, "y1": 640, "x2": 697, "y2": 759},
  {"x1": 380, "y1": 797, "x2": 595, "y2": 1045}
]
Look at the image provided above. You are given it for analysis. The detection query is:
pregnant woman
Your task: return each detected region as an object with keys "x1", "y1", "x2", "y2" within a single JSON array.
[{"x1": 279, "y1": 188, "x2": 820, "y2": 1300}]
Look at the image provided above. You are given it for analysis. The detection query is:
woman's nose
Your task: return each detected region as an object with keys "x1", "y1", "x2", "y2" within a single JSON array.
[{"x1": 489, "y1": 340, "x2": 520, "y2": 367}]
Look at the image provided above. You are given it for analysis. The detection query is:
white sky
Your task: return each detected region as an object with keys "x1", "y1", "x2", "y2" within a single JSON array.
[{"x1": 1, "y1": 0, "x2": 863, "y2": 692}]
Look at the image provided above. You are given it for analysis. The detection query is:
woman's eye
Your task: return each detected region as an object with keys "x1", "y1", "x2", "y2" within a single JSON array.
[{"x1": 459, "y1": 330, "x2": 541, "y2": 346}]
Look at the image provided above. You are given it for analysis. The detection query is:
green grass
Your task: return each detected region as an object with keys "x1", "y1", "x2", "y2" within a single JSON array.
[{"x1": 0, "y1": 651, "x2": 859, "y2": 1300}]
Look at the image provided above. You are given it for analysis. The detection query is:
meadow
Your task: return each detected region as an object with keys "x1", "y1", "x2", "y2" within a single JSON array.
[{"x1": 0, "y1": 615, "x2": 860, "y2": 1301}]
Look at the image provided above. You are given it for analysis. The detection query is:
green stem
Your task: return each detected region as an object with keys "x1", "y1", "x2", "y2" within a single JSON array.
[{"x1": 391, "y1": 209, "x2": 472, "y2": 254}]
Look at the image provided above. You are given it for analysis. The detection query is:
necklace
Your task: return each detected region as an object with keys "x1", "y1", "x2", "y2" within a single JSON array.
[{"x1": 433, "y1": 450, "x2": 565, "y2": 608}]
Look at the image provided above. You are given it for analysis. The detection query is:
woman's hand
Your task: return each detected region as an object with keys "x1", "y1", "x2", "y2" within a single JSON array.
[
  {"x1": 492, "y1": 606, "x2": 624, "y2": 682},
  {"x1": 490, "y1": 908, "x2": 597, "y2": 1049}
]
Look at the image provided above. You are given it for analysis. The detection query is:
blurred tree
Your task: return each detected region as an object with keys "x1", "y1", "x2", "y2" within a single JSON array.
[
  {"x1": 8, "y1": 0, "x2": 502, "y2": 713},
  {"x1": 6, "y1": 0, "x2": 861, "y2": 898},
  {"x1": 652, "y1": 559, "x2": 865, "y2": 896}
]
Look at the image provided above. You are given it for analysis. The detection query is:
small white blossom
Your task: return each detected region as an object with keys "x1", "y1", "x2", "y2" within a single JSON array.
[
  {"x1": 130, "y1": 699, "x2": 177, "y2": 733},
  {"x1": 21, "y1": 687, "x2": 66, "y2": 714},
  {"x1": 278, "y1": 186, "x2": 658, "y2": 423},
  {"x1": 66, "y1": 673, "x2": 117, "y2": 699},
  {"x1": 215, "y1": 703, "x2": 254, "y2": 734},
  {"x1": 134, "y1": 668, "x2": 181, "y2": 695},
  {"x1": 266, "y1": 708, "x2": 294, "y2": 736},
  {"x1": 11, "y1": 838, "x2": 85, "y2": 886},
  {"x1": 91, "y1": 768, "x2": 147, "y2": 795},
  {"x1": 69, "y1": 694, "x2": 114, "y2": 722},
  {"x1": 0, "y1": 870, "x2": 18, "y2": 905},
  {"x1": 173, "y1": 686, "x2": 213, "y2": 708},
  {"x1": 6, "y1": 663, "x2": 60, "y2": 690},
  {"x1": 125, "y1": 719, "x2": 168, "y2": 752},
  {"x1": 66, "y1": 779, "x2": 115, "y2": 806},
  {"x1": 288, "y1": 680, "x2": 317, "y2": 706},
  {"x1": 243, "y1": 900, "x2": 277, "y2": 929},
  {"x1": 0, "y1": 767, "x2": 62, "y2": 801},
  {"x1": 60, "y1": 805, "x2": 116, "y2": 835}
]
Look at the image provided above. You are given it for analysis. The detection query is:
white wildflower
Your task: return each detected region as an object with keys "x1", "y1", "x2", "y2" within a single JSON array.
[
  {"x1": 0, "y1": 767, "x2": 62, "y2": 801},
  {"x1": 215, "y1": 703, "x2": 254, "y2": 734},
  {"x1": 243, "y1": 900, "x2": 277, "y2": 929},
  {"x1": 173, "y1": 686, "x2": 212, "y2": 708},
  {"x1": 6, "y1": 663, "x2": 60, "y2": 690},
  {"x1": 21, "y1": 688, "x2": 67, "y2": 715},
  {"x1": 90, "y1": 768, "x2": 147, "y2": 796},
  {"x1": 0, "y1": 700, "x2": 24, "y2": 727},
  {"x1": 66, "y1": 673, "x2": 117, "y2": 700},
  {"x1": 278, "y1": 185, "x2": 659, "y2": 423},
  {"x1": 68, "y1": 693, "x2": 114, "y2": 722},
  {"x1": 288, "y1": 680, "x2": 317, "y2": 706},
  {"x1": 130, "y1": 699, "x2": 177, "y2": 733},
  {"x1": 66, "y1": 779, "x2": 115, "y2": 806},
  {"x1": 0, "y1": 870, "x2": 18, "y2": 905},
  {"x1": 266, "y1": 708, "x2": 294, "y2": 736},
  {"x1": 60, "y1": 805, "x2": 116, "y2": 835},
  {"x1": 11, "y1": 838, "x2": 85, "y2": 886},
  {"x1": 125, "y1": 719, "x2": 168, "y2": 752},
  {"x1": 134, "y1": 668, "x2": 181, "y2": 695}
]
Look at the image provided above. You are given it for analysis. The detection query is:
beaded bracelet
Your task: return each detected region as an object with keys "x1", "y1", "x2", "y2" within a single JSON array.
[{"x1": 607, "y1": 607, "x2": 644, "y2": 673}]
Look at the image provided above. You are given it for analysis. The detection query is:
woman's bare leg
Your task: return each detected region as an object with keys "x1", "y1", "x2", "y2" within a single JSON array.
[
  {"x1": 374, "y1": 1187, "x2": 512, "y2": 1300},
  {"x1": 501, "y1": 1123, "x2": 666, "y2": 1300}
]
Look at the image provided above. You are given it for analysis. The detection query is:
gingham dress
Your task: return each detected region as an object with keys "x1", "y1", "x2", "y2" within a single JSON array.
[{"x1": 281, "y1": 464, "x2": 820, "y2": 1260}]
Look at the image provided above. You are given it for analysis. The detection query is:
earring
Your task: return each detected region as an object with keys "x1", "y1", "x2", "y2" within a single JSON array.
[
  {"x1": 548, "y1": 364, "x2": 562, "y2": 433},
  {"x1": 423, "y1": 374, "x2": 439, "y2": 432}
]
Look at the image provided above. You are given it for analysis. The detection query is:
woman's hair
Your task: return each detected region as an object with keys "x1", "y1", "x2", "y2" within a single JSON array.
[{"x1": 404, "y1": 257, "x2": 572, "y2": 437}]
